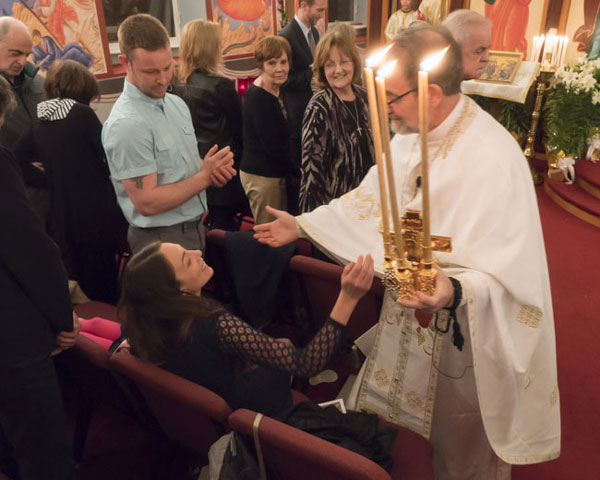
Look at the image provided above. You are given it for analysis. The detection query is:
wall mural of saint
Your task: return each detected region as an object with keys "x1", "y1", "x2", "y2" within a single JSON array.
[
  {"x1": 484, "y1": 0, "x2": 531, "y2": 58},
  {"x1": 0, "y1": 0, "x2": 108, "y2": 74},
  {"x1": 573, "y1": 0, "x2": 600, "y2": 59},
  {"x1": 206, "y1": 0, "x2": 276, "y2": 59}
]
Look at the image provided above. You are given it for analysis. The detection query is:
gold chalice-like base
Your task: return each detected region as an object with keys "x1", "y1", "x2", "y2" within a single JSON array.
[
  {"x1": 383, "y1": 264, "x2": 437, "y2": 298},
  {"x1": 416, "y1": 266, "x2": 436, "y2": 296}
]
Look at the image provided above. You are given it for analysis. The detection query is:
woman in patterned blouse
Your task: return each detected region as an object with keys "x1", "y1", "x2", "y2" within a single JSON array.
[
  {"x1": 298, "y1": 24, "x2": 374, "y2": 214},
  {"x1": 117, "y1": 241, "x2": 374, "y2": 415}
]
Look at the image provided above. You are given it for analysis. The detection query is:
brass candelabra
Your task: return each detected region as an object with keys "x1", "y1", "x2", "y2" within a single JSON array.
[
  {"x1": 524, "y1": 65, "x2": 556, "y2": 185},
  {"x1": 381, "y1": 209, "x2": 452, "y2": 299}
]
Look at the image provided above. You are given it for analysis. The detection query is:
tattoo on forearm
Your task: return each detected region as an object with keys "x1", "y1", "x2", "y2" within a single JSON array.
[{"x1": 133, "y1": 177, "x2": 144, "y2": 189}]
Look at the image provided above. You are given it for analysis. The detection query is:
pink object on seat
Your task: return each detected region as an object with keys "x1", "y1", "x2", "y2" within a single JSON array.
[
  {"x1": 79, "y1": 317, "x2": 122, "y2": 350},
  {"x1": 109, "y1": 351, "x2": 232, "y2": 457},
  {"x1": 228, "y1": 408, "x2": 392, "y2": 480}
]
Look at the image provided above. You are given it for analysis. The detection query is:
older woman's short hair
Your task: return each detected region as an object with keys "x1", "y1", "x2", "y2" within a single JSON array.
[
  {"x1": 44, "y1": 60, "x2": 100, "y2": 105},
  {"x1": 312, "y1": 23, "x2": 362, "y2": 90},
  {"x1": 254, "y1": 35, "x2": 291, "y2": 70},
  {"x1": 178, "y1": 19, "x2": 221, "y2": 82},
  {"x1": 0, "y1": 74, "x2": 16, "y2": 119}
]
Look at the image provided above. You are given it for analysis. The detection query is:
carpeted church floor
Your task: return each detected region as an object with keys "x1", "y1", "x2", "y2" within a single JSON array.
[{"x1": 63, "y1": 186, "x2": 600, "y2": 480}]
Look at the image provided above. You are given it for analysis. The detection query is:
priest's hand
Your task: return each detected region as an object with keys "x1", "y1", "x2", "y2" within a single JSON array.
[
  {"x1": 253, "y1": 206, "x2": 300, "y2": 246},
  {"x1": 397, "y1": 264, "x2": 454, "y2": 314}
]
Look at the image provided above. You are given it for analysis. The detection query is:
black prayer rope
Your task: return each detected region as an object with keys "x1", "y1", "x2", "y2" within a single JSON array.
[{"x1": 434, "y1": 277, "x2": 464, "y2": 351}]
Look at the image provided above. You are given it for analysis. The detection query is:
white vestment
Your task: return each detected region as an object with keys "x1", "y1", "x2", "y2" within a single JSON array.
[
  {"x1": 419, "y1": 0, "x2": 448, "y2": 26},
  {"x1": 297, "y1": 95, "x2": 560, "y2": 464},
  {"x1": 385, "y1": 10, "x2": 419, "y2": 41}
]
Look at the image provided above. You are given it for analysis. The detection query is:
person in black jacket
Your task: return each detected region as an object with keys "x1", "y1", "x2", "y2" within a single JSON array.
[
  {"x1": 240, "y1": 36, "x2": 295, "y2": 225},
  {"x1": 172, "y1": 19, "x2": 249, "y2": 230},
  {"x1": 0, "y1": 17, "x2": 47, "y2": 221},
  {"x1": 0, "y1": 75, "x2": 79, "y2": 480},
  {"x1": 15, "y1": 60, "x2": 126, "y2": 304}
]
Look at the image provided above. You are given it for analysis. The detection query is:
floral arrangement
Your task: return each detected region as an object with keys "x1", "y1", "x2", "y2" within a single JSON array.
[{"x1": 544, "y1": 58, "x2": 600, "y2": 162}]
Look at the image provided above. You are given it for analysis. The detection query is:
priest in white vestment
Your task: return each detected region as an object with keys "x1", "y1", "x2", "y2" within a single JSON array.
[{"x1": 255, "y1": 26, "x2": 560, "y2": 479}]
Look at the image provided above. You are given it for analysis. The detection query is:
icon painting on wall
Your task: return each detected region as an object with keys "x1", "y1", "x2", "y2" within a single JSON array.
[
  {"x1": 206, "y1": 0, "x2": 277, "y2": 60},
  {"x1": 1, "y1": 0, "x2": 109, "y2": 75}
]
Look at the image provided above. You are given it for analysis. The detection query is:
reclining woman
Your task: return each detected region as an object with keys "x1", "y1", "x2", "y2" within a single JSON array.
[{"x1": 118, "y1": 242, "x2": 373, "y2": 416}]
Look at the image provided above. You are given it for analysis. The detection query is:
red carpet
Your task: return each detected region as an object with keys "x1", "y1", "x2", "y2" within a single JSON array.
[{"x1": 512, "y1": 187, "x2": 600, "y2": 479}]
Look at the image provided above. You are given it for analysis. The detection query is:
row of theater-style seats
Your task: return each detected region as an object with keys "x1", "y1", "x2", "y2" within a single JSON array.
[{"x1": 51, "y1": 228, "x2": 434, "y2": 479}]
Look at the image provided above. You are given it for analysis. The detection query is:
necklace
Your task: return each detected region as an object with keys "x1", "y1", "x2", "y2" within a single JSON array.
[{"x1": 340, "y1": 96, "x2": 363, "y2": 136}]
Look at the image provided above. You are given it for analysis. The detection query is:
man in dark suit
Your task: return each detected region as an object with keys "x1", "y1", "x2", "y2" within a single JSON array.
[
  {"x1": 279, "y1": 0, "x2": 327, "y2": 213},
  {"x1": 0, "y1": 75, "x2": 78, "y2": 479}
]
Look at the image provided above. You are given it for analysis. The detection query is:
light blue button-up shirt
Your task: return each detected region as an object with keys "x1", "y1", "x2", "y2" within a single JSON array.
[{"x1": 102, "y1": 80, "x2": 206, "y2": 228}]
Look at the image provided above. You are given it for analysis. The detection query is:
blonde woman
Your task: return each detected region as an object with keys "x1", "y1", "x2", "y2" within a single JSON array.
[
  {"x1": 299, "y1": 24, "x2": 374, "y2": 214},
  {"x1": 173, "y1": 19, "x2": 249, "y2": 230}
]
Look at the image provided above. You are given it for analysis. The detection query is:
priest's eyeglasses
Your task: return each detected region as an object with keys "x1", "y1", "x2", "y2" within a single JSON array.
[{"x1": 387, "y1": 88, "x2": 418, "y2": 105}]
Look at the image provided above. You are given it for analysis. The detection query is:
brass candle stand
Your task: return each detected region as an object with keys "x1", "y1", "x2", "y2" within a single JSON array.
[
  {"x1": 524, "y1": 65, "x2": 556, "y2": 186},
  {"x1": 382, "y1": 210, "x2": 452, "y2": 299}
]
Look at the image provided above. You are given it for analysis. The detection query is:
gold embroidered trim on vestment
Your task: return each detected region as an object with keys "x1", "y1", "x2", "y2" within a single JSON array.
[
  {"x1": 550, "y1": 385, "x2": 559, "y2": 407},
  {"x1": 517, "y1": 305, "x2": 543, "y2": 328},
  {"x1": 374, "y1": 369, "x2": 390, "y2": 388},
  {"x1": 404, "y1": 391, "x2": 423, "y2": 408},
  {"x1": 340, "y1": 186, "x2": 381, "y2": 220}
]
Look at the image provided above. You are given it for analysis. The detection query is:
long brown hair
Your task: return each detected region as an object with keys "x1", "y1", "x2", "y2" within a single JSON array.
[{"x1": 118, "y1": 242, "x2": 221, "y2": 364}]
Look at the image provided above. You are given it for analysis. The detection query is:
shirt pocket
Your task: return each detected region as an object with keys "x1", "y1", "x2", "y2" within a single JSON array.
[
  {"x1": 181, "y1": 124, "x2": 200, "y2": 160},
  {"x1": 154, "y1": 135, "x2": 175, "y2": 174}
]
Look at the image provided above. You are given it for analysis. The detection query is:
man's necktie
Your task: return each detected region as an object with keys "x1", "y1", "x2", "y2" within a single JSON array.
[{"x1": 307, "y1": 29, "x2": 316, "y2": 55}]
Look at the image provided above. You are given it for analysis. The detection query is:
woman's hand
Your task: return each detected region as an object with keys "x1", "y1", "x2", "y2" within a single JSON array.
[
  {"x1": 330, "y1": 254, "x2": 374, "y2": 326},
  {"x1": 340, "y1": 255, "x2": 374, "y2": 302},
  {"x1": 253, "y1": 206, "x2": 300, "y2": 246}
]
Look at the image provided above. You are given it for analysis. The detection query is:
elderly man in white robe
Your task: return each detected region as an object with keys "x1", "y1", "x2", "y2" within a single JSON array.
[
  {"x1": 254, "y1": 25, "x2": 560, "y2": 479},
  {"x1": 442, "y1": 9, "x2": 492, "y2": 80}
]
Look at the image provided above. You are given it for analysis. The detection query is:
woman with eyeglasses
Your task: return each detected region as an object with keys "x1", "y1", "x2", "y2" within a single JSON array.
[{"x1": 298, "y1": 24, "x2": 374, "y2": 214}]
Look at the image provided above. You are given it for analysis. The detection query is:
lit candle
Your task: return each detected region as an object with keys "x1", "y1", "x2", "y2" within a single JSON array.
[
  {"x1": 418, "y1": 47, "x2": 449, "y2": 264},
  {"x1": 365, "y1": 46, "x2": 393, "y2": 257},
  {"x1": 559, "y1": 36, "x2": 569, "y2": 67},
  {"x1": 532, "y1": 35, "x2": 544, "y2": 63},
  {"x1": 375, "y1": 60, "x2": 404, "y2": 262}
]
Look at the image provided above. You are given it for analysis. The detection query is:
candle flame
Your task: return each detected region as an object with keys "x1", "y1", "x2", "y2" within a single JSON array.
[
  {"x1": 366, "y1": 44, "x2": 394, "y2": 68},
  {"x1": 420, "y1": 46, "x2": 449, "y2": 72},
  {"x1": 377, "y1": 60, "x2": 397, "y2": 79}
]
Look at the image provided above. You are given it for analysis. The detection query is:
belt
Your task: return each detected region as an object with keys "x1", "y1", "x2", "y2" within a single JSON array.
[{"x1": 130, "y1": 219, "x2": 201, "y2": 233}]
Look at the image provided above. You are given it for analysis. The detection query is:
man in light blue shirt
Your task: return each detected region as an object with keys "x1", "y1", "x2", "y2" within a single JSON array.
[{"x1": 102, "y1": 14, "x2": 235, "y2": 253}]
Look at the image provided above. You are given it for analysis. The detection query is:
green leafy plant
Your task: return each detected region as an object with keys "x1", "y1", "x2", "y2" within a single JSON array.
[
  {"x1": 278, "y1": 0, "x2": 290, "y2": 28},
  {"x1": 498, "y1": 95, "x2": 533, "y2": 139},
  {"x1": 544, "y1": 58, "x2": 600, "y2": 159}
]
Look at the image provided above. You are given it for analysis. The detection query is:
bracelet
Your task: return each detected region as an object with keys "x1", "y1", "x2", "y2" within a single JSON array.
[
  {"x1": 439, "y1": 277, "x2": 464, "y2": 351},
  {"x1": 445, "y1": 277, "x2": 462, "y2": 311}
]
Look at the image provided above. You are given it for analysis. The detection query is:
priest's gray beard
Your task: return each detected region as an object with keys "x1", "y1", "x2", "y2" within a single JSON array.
[{"x1": 390, "y1": 117, "x2": 418, "y2": 135}]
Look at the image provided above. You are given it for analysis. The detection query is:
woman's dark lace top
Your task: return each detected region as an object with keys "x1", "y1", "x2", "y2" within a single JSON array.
[
  {"x1": 216, "y1": 311, "x2": 345, "y2": 378},
  {"x1": 161, "y1": 310, "x2": 347, "y2": 415}
]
